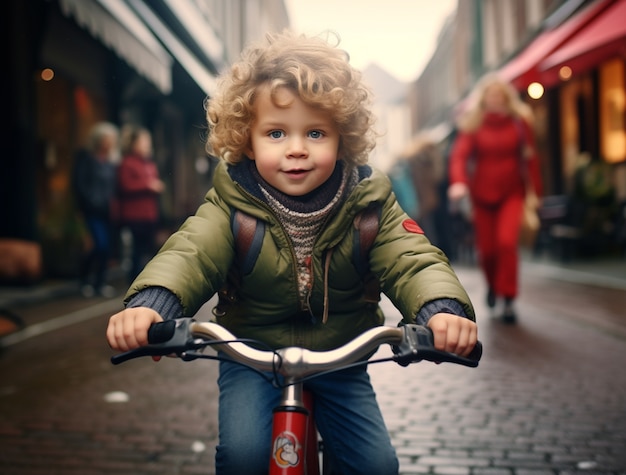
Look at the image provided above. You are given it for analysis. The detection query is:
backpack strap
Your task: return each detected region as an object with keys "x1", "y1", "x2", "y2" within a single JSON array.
[
  {"x1": 353, "y1": 204, "x2": 381, "y2": 304},
  {"x1": 220, "y1": 205, "x2": 381, "y2": 309},
  {"x1": 232, "y1": 205, "x2": 380, "y2": 278},
  {"x1": 231, "y1": 209, "x2": 265, "y2": 276},
  {"x1": 214, "y1": 209, "x2": 265, "y2": 312}
]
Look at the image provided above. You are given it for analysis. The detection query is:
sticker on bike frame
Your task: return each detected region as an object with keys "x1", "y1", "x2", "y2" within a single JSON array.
[{"x1": 272, "y1": 431, "x2": 301, "y2": 468}]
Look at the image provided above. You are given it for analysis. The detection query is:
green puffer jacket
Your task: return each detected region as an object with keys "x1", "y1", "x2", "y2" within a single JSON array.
[{"x1": 126, "y1": 161, "x2": 475, "y2": 351}]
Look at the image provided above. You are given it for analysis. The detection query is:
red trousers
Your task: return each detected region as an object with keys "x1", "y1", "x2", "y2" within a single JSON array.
[{"x1": 472, "y1": 194, "x2": 524, "y2": 299}]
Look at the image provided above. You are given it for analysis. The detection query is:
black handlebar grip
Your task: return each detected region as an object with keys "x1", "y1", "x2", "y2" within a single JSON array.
[
  {"x1": 111, "y1": 347, "x2": 155, "y2": 365},
  {"x1": 467, "y1": 341, "x2": 483, "y2": 363},
  {"x1": 147, "y1": 320, "x2": 177, "y2": 344},
  {"x1": 393, "y1": 324, "x2": 483, "y2": 367}
]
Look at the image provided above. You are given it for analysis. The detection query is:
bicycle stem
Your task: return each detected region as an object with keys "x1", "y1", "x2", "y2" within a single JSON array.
[{"x1": 280, "y1": 380, "x2": 305, "y2": 408}]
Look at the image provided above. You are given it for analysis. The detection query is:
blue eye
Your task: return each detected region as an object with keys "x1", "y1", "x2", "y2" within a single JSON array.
[
  {"x1": 308, "y1": 130, "x2": 323, "y2": 139},
  {"x1": 269, "y1": 130, "x2": 284, "y2": 139}
]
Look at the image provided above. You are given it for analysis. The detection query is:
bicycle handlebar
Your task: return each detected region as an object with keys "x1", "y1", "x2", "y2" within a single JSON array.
[{"x1": 111, "y1": 319, "x2": 482, "y2": 376}]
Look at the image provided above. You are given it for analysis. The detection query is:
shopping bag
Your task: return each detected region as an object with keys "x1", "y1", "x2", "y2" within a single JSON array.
[{"x1": 520, "y1": 189, "x2": 540, "y2": 249}]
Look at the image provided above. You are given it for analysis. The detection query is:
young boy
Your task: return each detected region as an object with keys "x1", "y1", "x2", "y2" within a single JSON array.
[{"x1": 106, "y1": 30, "x2": 477, "y2": 475}]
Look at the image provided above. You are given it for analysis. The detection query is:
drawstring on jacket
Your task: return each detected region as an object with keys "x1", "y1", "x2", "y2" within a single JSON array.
[{"x1": 322, "y1": 248, "x2": 334, "y2": 324}]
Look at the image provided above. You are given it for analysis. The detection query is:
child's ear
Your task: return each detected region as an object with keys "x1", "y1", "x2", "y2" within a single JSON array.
[{"x1": 245, "y1": 145, "x2": 255, "y2": 160}]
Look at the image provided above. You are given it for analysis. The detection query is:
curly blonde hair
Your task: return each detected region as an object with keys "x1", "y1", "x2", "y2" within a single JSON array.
[
  {"x1": 457, "y1": 73, "x2": 534, "y2": 132},
  {"x1": 205, "y1": 30, "x2": 376, "y2": 165}
]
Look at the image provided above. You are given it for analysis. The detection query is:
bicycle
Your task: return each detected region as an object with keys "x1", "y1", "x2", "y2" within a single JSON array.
[{"x1": 111, "y1": 318, "x2": 482, "y2": 474}]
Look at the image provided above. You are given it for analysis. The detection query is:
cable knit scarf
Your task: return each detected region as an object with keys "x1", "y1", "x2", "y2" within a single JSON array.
[{"x1": 250, "y1": 161, "x2": 359, "y2": 306}]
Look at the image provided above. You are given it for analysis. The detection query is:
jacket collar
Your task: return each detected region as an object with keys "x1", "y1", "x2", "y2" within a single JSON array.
[{"x1": 213, "y1": 159, "x2": 390, "y2": 222}]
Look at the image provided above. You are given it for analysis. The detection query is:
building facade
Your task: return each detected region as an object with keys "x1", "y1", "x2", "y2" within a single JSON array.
[
  {"x1": 409, "y1": 0, "x2": 626, "y2": 257},
  {"x1": 1, "y1": 0, "x2": 289, "y2": 282}
]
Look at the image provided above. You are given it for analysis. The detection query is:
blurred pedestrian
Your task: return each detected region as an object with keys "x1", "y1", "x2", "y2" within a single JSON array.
[
  {"x1": 443, "y1": 127, "x2": 475, "y2": 263},
  {"x1": 116, "y1": 125, "x2": 165, "y2": 284},
  {"x1": 72, "y1": 121, "x2": 119, "y2": 298},
  {"x1": 387, "y1": 156, "x2": 420, "y2": 220},
  {"x1": 448, "y1": 73, "x2": 543, "y2": 323},
  {"x1": 403, "y1": 134, "x2": 444, "y2": 242}
]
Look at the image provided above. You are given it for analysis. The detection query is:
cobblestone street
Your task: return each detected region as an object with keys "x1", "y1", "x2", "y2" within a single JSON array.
[
  {"x1": 372, "y1": 264, "x2": 626, "y2": 475},
  {"x1": 1, "y1": 262, "x2": 625, "y2": 474}
]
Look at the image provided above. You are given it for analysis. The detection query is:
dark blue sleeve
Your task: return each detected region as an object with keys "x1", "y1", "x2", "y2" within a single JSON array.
[
  {"x1": 415, "y1": 298, "x2": 470, "y2": 326},
  {"x1": 126, "y1": 286, "x2": 184, "y2": 320}
]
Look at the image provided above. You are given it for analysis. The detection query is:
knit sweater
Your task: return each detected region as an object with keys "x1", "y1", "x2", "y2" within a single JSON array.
[{"x1": 252, "y1": 162, "x2": 358, "y2": 306}]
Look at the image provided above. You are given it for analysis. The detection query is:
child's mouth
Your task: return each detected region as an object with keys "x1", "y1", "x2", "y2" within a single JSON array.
[{"x1": 284, "y1": 169, "x2": 309, "y2": 178}]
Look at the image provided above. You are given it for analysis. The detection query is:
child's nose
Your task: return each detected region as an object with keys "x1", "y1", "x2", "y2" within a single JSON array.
[{"x1": 287, "y1": 136, "x2": 308, "y2": 158}]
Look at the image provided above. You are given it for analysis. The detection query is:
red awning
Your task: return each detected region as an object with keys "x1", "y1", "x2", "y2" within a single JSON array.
[
  {"x1": 539, "y1": 0, "x2": 626, "y2": 87},
  {"x1": 498, "y1": 0, "x2": 611, "y2": 90}
]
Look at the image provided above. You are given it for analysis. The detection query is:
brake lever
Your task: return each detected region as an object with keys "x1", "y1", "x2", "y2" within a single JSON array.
[
  {"x1": 110, "y1": 318, "x2": 201, "y2": 365},
  {"x1": 392, "y1": 324, "x2": 482, "y2": 368}
]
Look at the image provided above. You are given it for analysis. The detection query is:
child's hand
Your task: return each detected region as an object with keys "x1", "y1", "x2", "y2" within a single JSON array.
[
  {"x1": 106, "y1": 307, "x2": 163, "y2": 353},
  {"x1": 427, "y1": 313, "x2": 478, "y2": 357}
]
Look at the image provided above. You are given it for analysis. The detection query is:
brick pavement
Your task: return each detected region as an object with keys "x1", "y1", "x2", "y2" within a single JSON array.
[
  {"x1": 369, "y1": 264, "x2": 626, "y2": 475},
  {"x1": 0, "y1": 314, "x2": 221, "y2": 475},
  {"x1": 1, "y1": 263, "x2": 625, "y2": 474}
]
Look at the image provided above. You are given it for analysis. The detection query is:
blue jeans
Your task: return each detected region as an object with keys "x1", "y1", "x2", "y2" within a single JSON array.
[
  {"x1": 81, "y1": 215, "x2": 112, "y2": 289},
  {"x1": 215, "y1": 358, "x2": 399, "y2": 475},
  {"x1": 124, "y1": 222, "x2": 158, "y2": 283}
]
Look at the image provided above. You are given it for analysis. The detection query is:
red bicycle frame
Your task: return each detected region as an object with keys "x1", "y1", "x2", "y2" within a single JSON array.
[{"x1": 270, "y1": 389, "x2": 318, "y2": 474}]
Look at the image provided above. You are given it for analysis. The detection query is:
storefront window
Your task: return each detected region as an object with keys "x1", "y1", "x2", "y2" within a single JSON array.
[
  {"x1": 599, "y1": 59, "x2": 626, "y2": 164},
  {"x1": 559, "y1": 76, "x2": 594, "y2": 192}
]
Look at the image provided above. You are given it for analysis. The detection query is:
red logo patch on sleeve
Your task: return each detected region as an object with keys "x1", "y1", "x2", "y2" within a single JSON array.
[{"x1": 402, "y1": 219, "x2": 424, "y2": 234}]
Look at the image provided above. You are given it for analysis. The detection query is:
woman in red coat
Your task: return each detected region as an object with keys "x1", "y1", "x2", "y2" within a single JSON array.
[
  {"x1": 117, "y1": 125, "x2": 165, "y2": 283},
  {"x1": 448, "y1": 74, "x2": 542, "y2": 323}
]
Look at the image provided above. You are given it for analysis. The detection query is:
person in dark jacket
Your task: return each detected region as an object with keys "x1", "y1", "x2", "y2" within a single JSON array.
[
  {"x1": 107, "y1": 31, "x2": 478, "y2": 475},
  {"x1": 72, "y1": 121, "x2": 119, "y2": 297},
  {"x1": 116, "y1": 125, "x2": 165, "y2": 284}
]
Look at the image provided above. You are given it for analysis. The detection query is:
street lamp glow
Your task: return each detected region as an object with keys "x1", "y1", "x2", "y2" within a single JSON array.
[
  {"x1": 41, "y1": 68, "x2": 54, "y2": 81},
  {"x1": 559, "y1": 66, "x2": 573, "y2": 81},
  {"x1": 527, "y1": 82, "x2": 544, "y2": 100}
]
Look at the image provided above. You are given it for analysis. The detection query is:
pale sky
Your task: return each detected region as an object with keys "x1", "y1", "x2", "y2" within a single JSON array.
[{"x1": 284, "y1": 0, "x2": 458, "y2": 82}]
